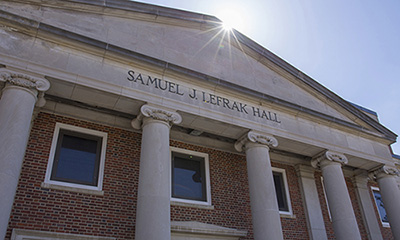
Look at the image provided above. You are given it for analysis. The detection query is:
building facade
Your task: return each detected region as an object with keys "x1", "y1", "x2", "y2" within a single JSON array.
[{"x1": 0, "y1": 1, "x2": 399, "y2": 239}]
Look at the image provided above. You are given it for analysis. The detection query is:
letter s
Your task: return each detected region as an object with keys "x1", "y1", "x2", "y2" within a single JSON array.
[{"x1": 127, "y1": 70, "x2": 135, "y2": 81}]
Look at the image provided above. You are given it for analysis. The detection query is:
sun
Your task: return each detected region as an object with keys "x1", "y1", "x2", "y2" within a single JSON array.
[{"x1": 217, "y1": 8, "x2": 245, "y2": 31}]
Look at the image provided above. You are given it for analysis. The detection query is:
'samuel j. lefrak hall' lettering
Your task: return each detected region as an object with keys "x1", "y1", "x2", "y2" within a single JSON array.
[{"x1": 127, "y1": 70, "x2": 281, "y2": 123}]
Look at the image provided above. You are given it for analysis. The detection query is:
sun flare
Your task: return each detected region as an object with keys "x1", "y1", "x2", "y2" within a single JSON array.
[{"x1": 217, "y1": 8, "x2": 245, "y2": 31}]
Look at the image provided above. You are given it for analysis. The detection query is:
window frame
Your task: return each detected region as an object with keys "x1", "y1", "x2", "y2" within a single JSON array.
[
  {"x1": 371, "y1": 186, "x2": 390, "y2": 227},
  {"x1": 321, "y1": 177, "x2": 332, "y2": 221},
  {"x1": 272, "y1": 167, "x2": 292, "y2": 215},
  {"x1": 170, "y1": 147, "x2": 211, "y2": 206},
  {"x1": 44, "y1": 123, "x2": 107, "y2": 192}
]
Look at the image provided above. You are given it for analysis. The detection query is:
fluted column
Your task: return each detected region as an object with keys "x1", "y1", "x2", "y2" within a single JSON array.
[
  {"x1": 235, "y1": 131, "x2": 283, "y2": 240},
  {"x1": 370, "y1": 166, "x2": 400, "y2": 239},
  {"x1": 132, "y1": 105, "x2": 182, "y2": 240},
  {"x1": 311, "y1": 151, "x2": 361, "y2": 240},
  {"x1": 0, "y1": 69, "x2": 50, "y2": 239}
]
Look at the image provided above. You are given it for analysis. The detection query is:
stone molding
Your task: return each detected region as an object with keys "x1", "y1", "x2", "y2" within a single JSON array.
[
  {"x1": 369, "y1": 165, "x2": 400, "y2": 180},
  {"x1": 171, "y1": 221, "x2": 247, "y2": 238},
  {"x1": 234, "y1": 130, "x2": 278, "y2": 152},
  {"x1": 131, "y1": 104, "x2": 182, "y2": 129},
  {"x1": 353, "y1": 170, "x2": 369, "y2": 186},
  {"x1": 0, "y1": 69, "x2": 50, "y2": 107},
  {"x1": 311, "y1": 150, "x2": 348, "y2": 169},
  {"x1": 11, "y1": 228, "x2": 116, "y2": 240}
]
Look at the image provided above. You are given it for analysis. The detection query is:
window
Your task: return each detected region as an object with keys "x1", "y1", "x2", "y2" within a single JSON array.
[
  {"x1": 371, "y1": 187, "x2": 389, "y2": 227},
  {"x1": 272, "y1": 167, "x2": 292, "y2": 215},
  {"x1": 170, "y1": 147, "x2": 211, "y2": 205},
  {"x1": 44, "y1": 123, "x2": 107, "y2": 192}
]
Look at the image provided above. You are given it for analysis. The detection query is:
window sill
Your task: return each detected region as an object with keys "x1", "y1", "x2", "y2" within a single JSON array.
[
  {"x1": 382, "y1": 223, "x2": 390, "y2": 228},
  {"x1": 280, "y1": 213, "x2": 296, "y2": 219},
  {"x1": 171, "y1": 200, "x2": 215, "y2": 210},
  {"x1": 41, "y1": 182, "x2": 104, "y2": 196}
]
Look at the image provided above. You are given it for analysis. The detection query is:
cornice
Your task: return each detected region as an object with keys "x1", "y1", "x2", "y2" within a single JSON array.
[{"x1": 0, "y1": 2, "x2": 396, "y2": 142}]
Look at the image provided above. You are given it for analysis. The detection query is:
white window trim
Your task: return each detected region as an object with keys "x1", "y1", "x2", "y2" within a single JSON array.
[
  {"x1": 170, "y1": 147, "x2": 212, "y2": 206},
  {"x1": 272, "y1": 167, "x2": 293, "y2": 216},
  {"x1": 43, "y1": 123, "x2": 107, "y2": 193},
  {"x1": 321, "y1": 177, "x2": 332, "y2": 221},
  {"x1": 371, "y1": 186, "x2": 390, "y2": 228}
]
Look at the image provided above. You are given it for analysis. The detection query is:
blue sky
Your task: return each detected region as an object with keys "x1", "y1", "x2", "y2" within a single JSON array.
[{"x1": 135, "y1": 0, "x2": 400, "y2": 154}]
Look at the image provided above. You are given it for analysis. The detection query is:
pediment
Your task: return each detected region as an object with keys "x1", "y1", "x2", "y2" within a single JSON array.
[{"x1": 0, "y1": 0, "x2": 396, "y2": 141}]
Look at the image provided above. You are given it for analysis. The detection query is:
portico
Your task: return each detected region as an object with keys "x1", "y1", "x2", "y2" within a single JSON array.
[{"x1": 0, "y1": 1, "x2": 398, "y2": 239}]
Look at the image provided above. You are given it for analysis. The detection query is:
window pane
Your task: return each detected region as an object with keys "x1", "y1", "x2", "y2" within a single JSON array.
[
  {"x1": 273, "y1": 172, "x2": 288, "y2": 212},
  {"x1": 52, "y1": 132, "x2": 100, "y2": 186},
  {"x1": 172, "y1": 154, "x2": 206, "y2": 201},
  {"x1": 373, "y1": 190, "x2": 388, "y2": 223}
]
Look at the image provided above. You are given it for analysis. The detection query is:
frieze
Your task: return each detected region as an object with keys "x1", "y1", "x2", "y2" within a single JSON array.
[{"x1": 127, "y1": 70, "x2": 281, "y2": 124}]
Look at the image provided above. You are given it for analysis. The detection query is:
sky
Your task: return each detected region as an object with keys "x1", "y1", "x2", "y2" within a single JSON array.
[{"x1": 134, "y1": 0, "x2": 400, "y2": 154}]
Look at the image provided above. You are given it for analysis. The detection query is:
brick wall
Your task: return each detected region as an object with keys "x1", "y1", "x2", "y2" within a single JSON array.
[{"x1": 6, "y1": 112, "x2": 380, "y2": 239}]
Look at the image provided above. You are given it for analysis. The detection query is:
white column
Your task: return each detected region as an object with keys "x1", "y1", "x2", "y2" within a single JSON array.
[
  {"x1": 353, "y1": 170, "x2": 383, "y2": 240},
  {"x1": 0, "y1": 69, "x2": 49, "y2": 239},
  {"x1": 311, "y1": 150, "x2": 361, "y2": 240},
  {"x1": 296, "y1": 165, "x2": 328, "y2": 240},
  {"x1": 235, "y1": 131, "x2": 283, "y2": 240},
  {"x1": 131, "y1": 105, "x2": 182, "y2": 240},
  {"x1": 370, "y1": 166, "x2": 400, "y2": 239}
]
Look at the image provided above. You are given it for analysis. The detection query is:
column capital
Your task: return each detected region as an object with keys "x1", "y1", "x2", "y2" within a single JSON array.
[
  {"x1": 0, "y1": 69, "x2": 50, "y2": 107},
  {"x1": 369, "y1": 165, "x2": 399, "y2": 180},
  {"x1": 234, "y1": 130, "x2": 278, "y2": 152},
  {"x1": 311, "y1": 150, "x2": 348, "y2": 169},
  {"x1": 131, "y1": 104, "x2": 182, "y2": 129}
]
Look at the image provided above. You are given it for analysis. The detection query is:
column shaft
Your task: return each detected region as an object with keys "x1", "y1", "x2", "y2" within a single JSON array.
[
  {"x1": 246, "y1": 144, "x2": 284, "y2": 240},
  {"x1": 321, "y1": 162, "x2": 361, "y2": 240},
  {"x1": 135, "y1": 118, "x2": 171, "y2": 240},
  {"x1": 376, "y1": 173, "x2": 400, "y2": 239},
  {"x1": 133, "y1": 105, "x2": 181, "y2": 240},
  {"x1": 0, "y1": 85, "x2": 38, "y2": 239}
]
